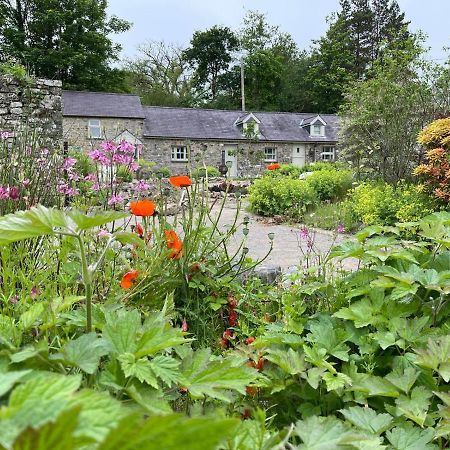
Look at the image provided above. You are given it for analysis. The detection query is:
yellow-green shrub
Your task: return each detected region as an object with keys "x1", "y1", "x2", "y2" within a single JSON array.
[
  {"x1": 306, "y1": 169, "x2": 353, "y2": 201},
  {"x1": 249, "y1": 176, "x2": 318, "y2": 218},
  {"x1": 348, "y1": 182, "x2": 434, "y2": 225}
]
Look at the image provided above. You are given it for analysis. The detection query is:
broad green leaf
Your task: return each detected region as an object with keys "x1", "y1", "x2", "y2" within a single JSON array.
[
  {"x1": 322, "y1": 372, "x2": 352, "y2": 392},
  {"x1": 19, "y1": 303, "x2": 45, "y2": 330},
  {"x1": 395, "y1": 386, "x2": 432, "y2": 427},
  {"x1": 148, "y1": 355, "x2": 181, "y2": 387},
  {"x1": 340, "y1": 406, "x2": 392, "y2": 434},
  {"x1": 117, "y1": 353, "x2": 158, "y2": 388},
  {"x1": 334, "y1": 297, "x2": 383, "y2": 328},
  {"x1": 97, "y1": 414, "x2": 239, "y2": 450},
  {"x1": 67, "y1": 209, "x2": 127, "y2": 231},
  {"x1": 350, "y1": 374, "x2": 399, "y2": 398},
  {"x1": 3, "y1": 407, "x2": 90, "y2": 450},
  {"x1": 385, "y1": 367, "x2": 419, "y2": 394},
  {"x1": 305, "y1": 367, "x2": 327, "y2": 389},
  {"x1": 66, "y1": 390, "x2": 126, "y2": 442},
  {"x1": 103, "y1": 308, "x2": 141, "y2": 354},
  {"x1": 51, "y1": 333, "x2": 110, "y2": 374},
  {"x1": 0, "y1": 206, "x2": 68, "y2": 245},
  {"x1": 265, "y1": 348, "x2": 306, "y2": 375},
  {"x1": 414, "y1": 336, "x2": 450, "y2": 382},
  {"x1": 386, "y1": 423, "x2": 437, "y2": 450},
  {"x1": 0, "y1": 370, "x2": 31, "y2": 397},
  {"x1": 294, "y1": 416, "x2": 366, "y2": 450},
  {"x1": 126, "y1": 384, "x2": 172, "y2": 415},
  {"x1": 180, "y1": 348, "x2": 258, "y2": 402}
]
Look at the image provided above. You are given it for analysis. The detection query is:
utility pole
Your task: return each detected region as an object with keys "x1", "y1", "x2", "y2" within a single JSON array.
[{"x1": 240, "y1": 57, "x2": 245, "y2": 112}]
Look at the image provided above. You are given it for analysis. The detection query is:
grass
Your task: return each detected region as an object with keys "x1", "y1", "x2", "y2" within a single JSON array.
[{"x1": 303, "y1": 201, "x2": 360, "y2": 232}]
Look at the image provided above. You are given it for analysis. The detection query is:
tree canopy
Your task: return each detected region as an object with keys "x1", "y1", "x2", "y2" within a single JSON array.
[{"x1": 0, "y1": 0, "x2": 131, "y2": 91}]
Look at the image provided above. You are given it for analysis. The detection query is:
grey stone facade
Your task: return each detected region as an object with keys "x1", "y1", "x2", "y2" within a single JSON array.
[
  {"x1": 142, "y1": 137, "x2": 334, "y2": 177},
  {"x1": 0, "y1": 74, "x2": 62, "y2": 146},
  {"x1": 63, "y1": 117, "x2": 144, "y2": 151}
]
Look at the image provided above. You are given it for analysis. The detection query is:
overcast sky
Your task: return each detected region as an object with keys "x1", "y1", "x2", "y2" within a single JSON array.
[{"x1": 107, "y1": 0, "x2": 449, "y2": 63}]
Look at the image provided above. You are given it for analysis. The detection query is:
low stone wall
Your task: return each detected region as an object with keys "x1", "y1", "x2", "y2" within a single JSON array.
[{"x1": 0, "y1": 74, "x2": 62, "y2": 147}]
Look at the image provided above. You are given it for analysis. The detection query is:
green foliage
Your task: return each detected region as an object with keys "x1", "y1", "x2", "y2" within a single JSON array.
[
  {"x1": 305, "y1": 169, "x2": 353, "y2": 201},
  {"x1": 191, "y1": 166, "x2": 220, "y2": 179},
  {"x1": 347, "y1": 181, "x2": 435, "y2": 226},
  {"x1": 0, "y1": 0, "x2": 131, "y2": 91},
  {"x1": 154, "y1": 166, "x2": 171, "y2": 178},
  {"x1": 116, "y1": 165, "x2": 133, "y2": 182},
  {"x1": 304, "y1": 201, "x2": 358, "y2": 232},
  {"x1": 249, "y1": 176, "x2": 318, "y2": 219}
]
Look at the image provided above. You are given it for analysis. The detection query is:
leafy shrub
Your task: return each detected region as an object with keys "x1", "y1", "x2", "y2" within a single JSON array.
[
  {"x1": 348, "y1": 181, "x2": 434, "y2": 225},
  {"x1": 154, "y1": 166, "x2": 171, "y2": 178},
  {"x1": 417, "y1": 117, "x2": 450, "y2": 150},
  {"x1": 70, "y1": 150, "x2": 95, "y2": 177},
  {"x1": 116, "y1": 165, "x2": 133, "y2": 182},
  {"x1": 249, "y1": 176, "x2": 317, "y2": 218},
  {"x1": 306, "y1": 169, "x2": 353, "y2": 201},
  {"x1": 191, "y1": 166, "x2": 220, "y2": 179}
]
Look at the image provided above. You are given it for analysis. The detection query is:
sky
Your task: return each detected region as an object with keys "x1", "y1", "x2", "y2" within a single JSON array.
[{"x1": 107, "y1": 0, "x2": 449, "y2": 63}]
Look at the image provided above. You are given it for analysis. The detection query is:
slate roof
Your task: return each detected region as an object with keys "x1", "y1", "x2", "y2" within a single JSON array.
[
  {"x1": 143, "y1": 106, "x2": 338, "y2": 143},
  {"x1": 63, "y1": 91, "x2": 145, "y2": 119}
]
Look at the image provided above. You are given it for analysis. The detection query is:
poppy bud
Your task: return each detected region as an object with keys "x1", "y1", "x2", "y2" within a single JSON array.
[{"x1": 182, "y1": 320, "x2": 188, "y2": 332}]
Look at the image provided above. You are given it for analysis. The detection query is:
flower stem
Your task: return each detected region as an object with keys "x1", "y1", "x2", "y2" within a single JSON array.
[{"x1": 77, "y1": 234, "x2": 93, "y2": 333}]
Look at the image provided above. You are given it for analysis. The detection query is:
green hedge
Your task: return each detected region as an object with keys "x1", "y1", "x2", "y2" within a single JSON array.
[
  {"x1": 248, "y1": 176, "x2": 318, "y2": 218},
  {"x1": 306, "y1": 169, "x2": 353, "y2": 201},
  {"x1": 348, "y1": 182, "x2": 435, "y2": 225}
]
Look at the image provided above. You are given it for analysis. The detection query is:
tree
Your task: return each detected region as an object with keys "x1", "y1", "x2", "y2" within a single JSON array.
[
  {"x1": 126, "y1": 41, "x2": 194, "y2": 106},
  {"x1": 183, "y1": 26, "x2": 239, "y2": 101},
  {"x1": 0, "y1": 0, "x2": 130, "y2": 91},
  {"x1": 306, "y1": 0, "x2": 410, "y2": 112},
  {"x1": 338, "y1": 38, "x2": 448, "y2": 183}
]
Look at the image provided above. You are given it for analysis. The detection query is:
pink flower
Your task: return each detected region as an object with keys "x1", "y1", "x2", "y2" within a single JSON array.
[
  {"x1": 0, "y1": 131, "x2": 10, "y2": 139},
  {"x1": 129, "y1": 162, "x2": 140, "y2": 172},
  {"x1": 8, "y1": 186, "x2": 19, "y2": 200},
  {"x1": 134, "y1": 179, "x2": 150, "y2": 192},
  {"x1": 68, "y1": 171, "x2": 81, "y2": 181},
  {"x1": 97, "y1": 229, "x2": 112, "y2": 238},
  {"x1": 336, "y1": 223, "x2": 345, "y2": 234},
  {"x1": 299, "y1": 226, "x2": 310, "y2": 240},
  {"x1": 22, "y1": 178, "x2": 30, "y2": 188},
  {"x1": 0, "y1": 186, "x2": 9, "y2": 199},
  {"x1": 118, "y1": 140, "x2": 135, "y2": 154},
  {"x1": 30, "y1": 286, "x2": 40, "y2": 299},
  {"x1": 84, "y1": 173, "x2": 97, "y2": 182},
  {"x1": 63, "y1": 157, "x2": 77, "y2": 170},
  {"x1": 92, "y1": 182, "x2": 101, "y2": 192},
  {"x1": 108, "y1": 194, "x2": 124, "y2": 206}
]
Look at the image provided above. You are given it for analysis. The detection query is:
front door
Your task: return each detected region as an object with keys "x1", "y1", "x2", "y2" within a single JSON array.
[
  {"x1": 225, "y1": 145, "x2": 238, "y2": 177},
  {"x1": 292, "y1": 144, "x2": 306, "y2": 167}
]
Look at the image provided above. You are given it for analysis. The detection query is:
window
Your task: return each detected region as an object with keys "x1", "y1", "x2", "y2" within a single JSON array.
[
  {"x1": 311, "y1": 124, "x2": 324, "y2": 136},
  {"x1": 171, "y1": 145, "x2": 188, "y2": 162},
  {"x1": 320, "y1": 146, "x2": 335, "y2": 161},
  {"x1": 264, "y1": 147, "x2": 277, "y2": 162},
  {"x1": 88, "y1": 119, "x2": 102, "y2": 139}
]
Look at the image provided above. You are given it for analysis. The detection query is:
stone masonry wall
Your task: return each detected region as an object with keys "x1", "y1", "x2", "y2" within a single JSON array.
[
  {"x1": 0, "y1": 74, "x2": 62, "y2": 146},
  {"x1": 142, "y1": 138, "x2": 328, "y2": 177},
  {"x1": 63, "y1": 117, "x2": 144, "y2": 151}
]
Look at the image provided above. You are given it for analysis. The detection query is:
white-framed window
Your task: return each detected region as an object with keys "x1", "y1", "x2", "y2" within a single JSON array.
[
  {"x1": 88, "y1": 119, "x2": 102, "y2": 139},
  {"x1": 171, "y1": 145, "x2": 188, "y2": 162},
  {"x1": 264, "y1": 147, "x2": 277, "y2": 162},
  {"x1": 320, "y1": 146, "x2": 335, "y2": 161},
  {"x1": 311, "y1": 124, "x2": 325, "y2": 137}
]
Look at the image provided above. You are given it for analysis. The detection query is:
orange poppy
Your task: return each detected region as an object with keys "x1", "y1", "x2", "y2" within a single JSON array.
[
  {"x1": 164, "y1": 230, "x2": 183, "y2": 259},
  {"x1": 267, "y1": 163, "x2": 280, "y2": 171},
  {"x1": 130, "y1": 199, "x2": 156, "y2": 217},
  {"x1": 120, "y1": 269, "x2": 139, "y2": 289},
  {"x1": 169, "y1": 175, "x2": 192, "y2": 188}
]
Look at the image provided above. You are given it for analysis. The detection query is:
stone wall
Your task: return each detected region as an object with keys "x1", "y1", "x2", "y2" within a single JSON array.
[
  {"x1": 142, "y1": 138, "x2": 332, "y2": 177},
  {"x1": 63, "y1": 117, "x2": 144, "y2": 151},
  {"x1": 0, "y1": 74, "x2": 62, "y2": 146}
]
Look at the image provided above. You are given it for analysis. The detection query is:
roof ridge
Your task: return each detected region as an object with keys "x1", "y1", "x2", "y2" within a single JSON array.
[
  {"x1": 143, "y1": 105, "x2": 337, "y2": 116},
  {"x1": 63, "y1": 90, "x2": 141, "y2": 98}
]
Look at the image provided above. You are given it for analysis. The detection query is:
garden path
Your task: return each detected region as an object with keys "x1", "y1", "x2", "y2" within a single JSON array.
[{"x1": 212, "y1": 199, "x2": 357, "y2": 271}]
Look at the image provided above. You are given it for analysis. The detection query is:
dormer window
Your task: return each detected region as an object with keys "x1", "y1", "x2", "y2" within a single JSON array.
[
  {"x1": 311, "y1": 124, "x2": 323, "y2": 136},
  {"x1": 235, "y1": 112, "x2": 261, "y2": 139},
  {"x1": 300, "y1": 115, "x2": 327, "y2": 137}
]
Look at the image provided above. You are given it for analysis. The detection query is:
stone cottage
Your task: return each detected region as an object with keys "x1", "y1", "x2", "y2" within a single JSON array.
[{"x1": 62, "y1": 90, "x2": 339, "y2": 177}]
